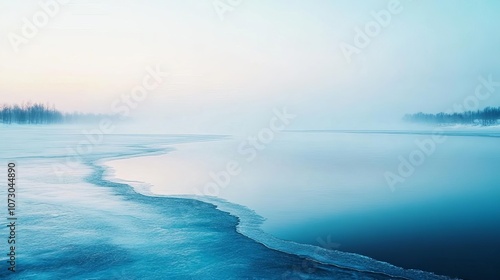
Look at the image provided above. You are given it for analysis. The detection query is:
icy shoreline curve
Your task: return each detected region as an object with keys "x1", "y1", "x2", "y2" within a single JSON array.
[{"x1": 99, "y1": 146, "x2": 454, "y2": 280}]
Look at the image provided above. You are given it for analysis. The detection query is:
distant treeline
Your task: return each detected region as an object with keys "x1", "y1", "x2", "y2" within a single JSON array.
[
  {"x1": 404, "y1": 107, "x2": 500, "y2": 126},
  {"x1": 0, "y1": 103, "x2": 114, "y2": 124}
]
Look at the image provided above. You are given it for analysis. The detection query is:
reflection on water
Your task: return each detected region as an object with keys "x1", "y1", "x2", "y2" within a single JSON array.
[{"x1": 108, "y1": 130, "x2": 500, "y2": 280}]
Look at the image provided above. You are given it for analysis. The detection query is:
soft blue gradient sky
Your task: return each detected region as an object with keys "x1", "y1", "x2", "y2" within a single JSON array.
[{"x1": 1, "y1": 0, "x2": 499, "y2": 132}]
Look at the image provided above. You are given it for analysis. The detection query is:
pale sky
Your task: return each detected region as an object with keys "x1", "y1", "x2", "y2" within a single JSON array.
[{"x1": 1, "y1": 0, "x2": 500, "y2": 132}]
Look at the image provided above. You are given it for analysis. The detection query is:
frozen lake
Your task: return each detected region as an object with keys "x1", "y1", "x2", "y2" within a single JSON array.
[{"x1": 2, "y1": 125, "x2": 499, "y2": 279}]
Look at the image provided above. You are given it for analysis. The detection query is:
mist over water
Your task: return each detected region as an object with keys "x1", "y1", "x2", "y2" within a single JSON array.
[{"x1": 2, "y1": 1, "x2": 500, "y2": 279}]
